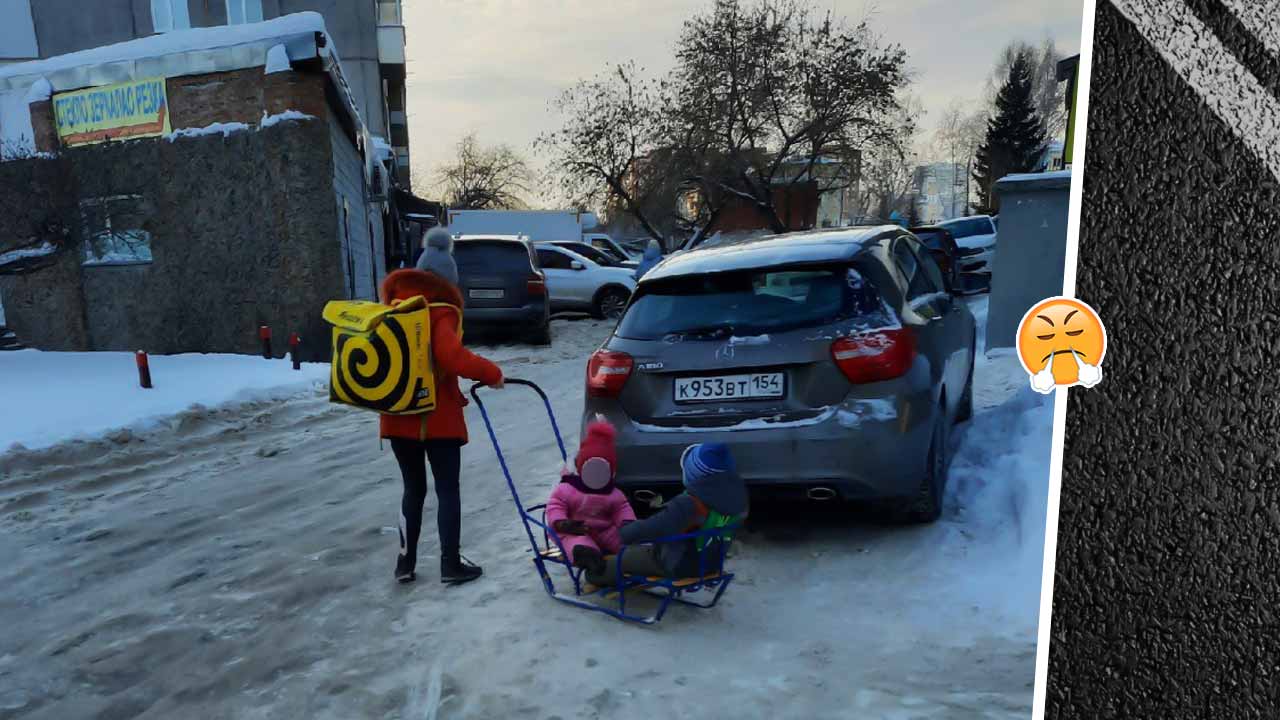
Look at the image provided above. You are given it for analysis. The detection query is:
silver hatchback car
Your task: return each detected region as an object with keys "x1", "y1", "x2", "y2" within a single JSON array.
[{"x1": 581, "y1": 226, "x2": 976, "y2": 522}]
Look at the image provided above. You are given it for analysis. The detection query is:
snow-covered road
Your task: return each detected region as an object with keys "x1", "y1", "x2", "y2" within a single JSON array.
[{"x1": 0, "y1": 297, "x2": 1051, "y2": 719}]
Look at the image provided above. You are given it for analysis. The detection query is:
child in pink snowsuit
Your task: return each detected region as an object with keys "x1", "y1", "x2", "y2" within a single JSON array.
[{"x1": 545, "y1": 419, "x2": 636, "y2": 576}]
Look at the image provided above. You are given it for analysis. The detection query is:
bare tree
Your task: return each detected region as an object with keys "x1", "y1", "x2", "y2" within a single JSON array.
[
  {"x1": 931, "y1": 100, "x2": 986, "y2": 215},
  {"x1": 854, "y1": 94, "x2": 920, "y2": 222},
  {"x1": 537, "y1": 62, "x2": 673, "y2": 247},
  {"x1": 672, "y1": 0, "x2": 909, "y2": 234},
  {"x1": 435, "y1": 133, "x2": 534, "y2": 210}
]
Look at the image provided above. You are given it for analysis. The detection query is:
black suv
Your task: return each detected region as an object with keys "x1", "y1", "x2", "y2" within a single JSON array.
[{"x1": 452, "y1": 235, "x2": 552, "y2": 345}]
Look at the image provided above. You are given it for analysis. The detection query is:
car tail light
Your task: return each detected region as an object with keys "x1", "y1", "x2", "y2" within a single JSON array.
[
  {"x1": 526, "y1": 273, "x2": 546, "y2": 296},
  {"x1": 587, "y1": 349, "x2": 633, "y2": 397},
  {"x1": 831, "y1": 329, "x2": 917, "y2": 384}
]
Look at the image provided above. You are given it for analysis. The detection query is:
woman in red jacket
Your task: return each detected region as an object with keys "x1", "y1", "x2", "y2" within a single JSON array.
[{"x1": 382, "y1": 227, "x2": 504, "y2": 585}]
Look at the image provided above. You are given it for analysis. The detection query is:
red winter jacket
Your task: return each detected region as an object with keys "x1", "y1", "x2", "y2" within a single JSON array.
[{"x1": 377, "y1": 269, "x2": 503, "y2": 444}]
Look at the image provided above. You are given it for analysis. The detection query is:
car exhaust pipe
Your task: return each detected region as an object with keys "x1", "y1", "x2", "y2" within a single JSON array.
[
  {"x1": 632, "y1": 489, "x2": 663, "y2": 508},
  {"x1": 807, "y1": 486, "x2": 838, "y2": 501}
]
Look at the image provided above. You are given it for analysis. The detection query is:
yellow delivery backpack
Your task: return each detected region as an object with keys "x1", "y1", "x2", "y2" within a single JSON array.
[{"x1": 322, "y1": 296, "x2": 463, "y2": 416}]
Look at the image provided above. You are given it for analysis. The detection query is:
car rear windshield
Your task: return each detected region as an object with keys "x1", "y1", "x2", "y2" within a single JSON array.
[
  {"x1": 616, "y1": 265, "x2": 890, "y2": 340},
  {"x1": 913, "y1": 229, "x2": 949, "y2": 251},
  {"x1": 454, "y1": 241, "x2": 532, "y2": 274},
  {"x1": 942, "y1": 218, "x2": 994, "y2": 238},
  {"x1": 561, "y1": 243, "x2": 617, "y2": 266}
]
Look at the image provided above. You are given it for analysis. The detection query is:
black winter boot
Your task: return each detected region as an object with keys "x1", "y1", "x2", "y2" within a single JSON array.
[
  {"x1": 441, "y1": 554, "x2": 483, "y2": 585},
  {"x1": 572, "y1": 545, "x2": 606, "y2": 577},
  {"x1": 395, "y1": 554, "x2": 416, "y2": 584}
]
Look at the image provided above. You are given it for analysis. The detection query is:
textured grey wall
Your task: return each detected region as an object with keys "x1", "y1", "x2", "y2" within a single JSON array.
[
  {"x1": 1049, "y1": 1, "x2": 1280, "y2": 716},
  {"x1": 0, "y1": 117, "x2": 352, "y2": 359},
  {"x1": 984, "y1": 173, "x2": 1071, "y2": 351}
]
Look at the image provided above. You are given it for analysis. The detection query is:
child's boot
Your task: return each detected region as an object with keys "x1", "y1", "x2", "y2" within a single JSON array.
[{"x1": 572, "y1": 545, "x2": 606, "y2": 576}]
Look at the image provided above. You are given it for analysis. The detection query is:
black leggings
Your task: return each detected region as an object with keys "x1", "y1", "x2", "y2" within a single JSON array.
[{"x1": 390, "y1": 438, "x2": 463, "y2": 567}]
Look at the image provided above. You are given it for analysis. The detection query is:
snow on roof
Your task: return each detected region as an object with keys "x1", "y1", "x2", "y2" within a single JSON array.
[
  {"x1": 1001, "y1": 169, "x2": 1072, "y2": 182},
  {"x1": 0, "y1": 13, "x2": 327, "y2": 90}
]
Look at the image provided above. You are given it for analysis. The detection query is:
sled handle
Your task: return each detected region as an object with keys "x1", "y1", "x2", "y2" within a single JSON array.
[
  {"x1": 469, "y1": 379, "x2": 568, "y2": 464},
  {"x1": 470, "y1": 379, "x2": 571, "y2": 562}
]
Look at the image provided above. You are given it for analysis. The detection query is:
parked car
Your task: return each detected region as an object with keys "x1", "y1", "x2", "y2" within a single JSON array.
[
  {"x1": 452, "y1": 235, "x2": 552, "y2": 345},
  {"x1": 533, "y1": 244, "x2": 636, "y2": 319},
  {"x1": 546, "y1": 240, "x2": 639, "y2": 270},
  {"x1": 937, "y1": 215, "x2": 997, "y2": 277},
  {"x1": 582, "y1": 225, "x2": 977, "y2": 523},
  {"x1": 909, "y1": 225, "x2": 989, "y2": 294},
  {"x1": 583, "y1": 233, "x2": 640, "y2": 263}
]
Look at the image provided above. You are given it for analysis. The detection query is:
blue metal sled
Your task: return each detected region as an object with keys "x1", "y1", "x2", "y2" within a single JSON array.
[{"x1": 470, "y1": 379, "x2": 737, "y2": 625}]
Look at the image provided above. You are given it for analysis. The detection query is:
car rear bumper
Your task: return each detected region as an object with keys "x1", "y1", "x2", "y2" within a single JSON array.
[
  {"x1": 603, "y1": 393, "x2": 936, "y2": 501},
  {"x1": 464, "y1": 302, "x2": 547, "y2": 326}
]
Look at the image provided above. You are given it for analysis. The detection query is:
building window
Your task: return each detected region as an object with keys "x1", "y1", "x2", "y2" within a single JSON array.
[
  {"x1": 81, "y1": 196, "x2": 153, "y2": 266},
  {"x1": 151, "y1": 0, "x2": 191, "y2": 33},
  {"x1": 226, "y1": 0, "x2": 264, "y2": 24}
]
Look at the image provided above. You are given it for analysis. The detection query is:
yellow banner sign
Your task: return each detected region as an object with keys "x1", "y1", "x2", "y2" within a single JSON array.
[{"x1": 52, "y1": 77, "x2": 171, "y2": 146}]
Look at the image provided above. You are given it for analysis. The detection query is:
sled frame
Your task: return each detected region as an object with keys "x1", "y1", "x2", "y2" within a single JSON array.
[{"x1": 471, "y1": 379, "x2": 736, "y2": 625}]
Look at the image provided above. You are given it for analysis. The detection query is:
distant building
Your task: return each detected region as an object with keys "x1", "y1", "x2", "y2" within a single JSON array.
[
  {"x1": 1034, "y1": 140, "x2": 1066, "y2": 173},
  {"x1": 913, "y1": 162, "x2": 967, "y2": 224},
  {"x1": 0, "y1": 14, "x2": 393, "y2": 359},
  {"x1": 0, "y1": 0, "x2": 410, "y2": 185}
]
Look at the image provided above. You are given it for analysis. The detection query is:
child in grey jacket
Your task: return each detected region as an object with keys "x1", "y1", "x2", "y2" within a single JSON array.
[{"x1": 585, "y1": 442, "x2": 747, "y2": 586}]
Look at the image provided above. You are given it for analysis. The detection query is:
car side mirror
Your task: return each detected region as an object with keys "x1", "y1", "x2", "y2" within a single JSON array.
[
  {"x1": 570, "y1": 261, "x2": 585, "y2": 271},
  {"x1": 953, "y1": 271, "x2": 991, "y2": 295}
]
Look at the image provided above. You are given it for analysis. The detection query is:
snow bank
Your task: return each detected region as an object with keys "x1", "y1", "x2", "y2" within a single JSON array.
[
  {"x1": 0, "y1": 350, "x2": 329, "y2": 452},
  {"x1": 0, "y1": 12, "x2": 328, "y2": 83},
  {"x1": 946, "y1": 365, "x2": 1054, "y2": 634},
  {"x1": 164, "y1": 121, "x2": 251, "y2": 142},
  {"x1": 0, "y1": 241, "x2": 55, "y2": 267}
]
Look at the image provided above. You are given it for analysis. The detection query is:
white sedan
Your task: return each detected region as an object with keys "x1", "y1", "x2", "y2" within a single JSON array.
[
  {"x1": 938, "y1": 215, "x2": 998, "y2": 274},
  {"x1": 533, "y1": 243, "x2": 636, "y2": 319}
]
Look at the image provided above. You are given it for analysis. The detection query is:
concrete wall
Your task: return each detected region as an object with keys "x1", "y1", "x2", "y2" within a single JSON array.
[
  {"x1": 0, "y1": 118, "x2": 345, "y2": 358},
  {"x1": 984, "y1": 171, "x2": 1072, "y2": 351},
  {"x1": 29, "y1": 0, "x2": 146, "y2": 57},
  {"x1": 329, "y1": 110, "x2": 382, "y2": 301},
  {"x1": 0, "y1": 63, "x2": 386, "y2": 359}
]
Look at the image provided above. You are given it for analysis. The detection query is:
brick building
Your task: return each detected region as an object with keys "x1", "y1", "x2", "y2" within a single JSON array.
[{"x1": 0, "y1": 13, "x2": 393, "y2": 359}]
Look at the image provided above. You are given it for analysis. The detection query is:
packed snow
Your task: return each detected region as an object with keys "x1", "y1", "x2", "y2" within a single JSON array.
[
  {"x1": 0, "y1": 350, "x2": 329, "y2": 451},
  {"x1": 0, "y1": 12, "x2": 328, "y2": 85},
  {"x1": 23, "y1": 77, "x2": 50, "y2": 103},
  {"x1": 264, "y1": 43, "x2": 292, "y2": 74},
  {"x1": 0, "y1": 301, "x2": 1053, "y2": 719},
  {"x1": 0, "y1": 241, "x2": 55, "y2": 267},
  {"x1": 164, "y1": 121, "x2": 251, "y2": 142},
  {"x1": 261, "y1": 110, "x2": 315, "y2": 127}
]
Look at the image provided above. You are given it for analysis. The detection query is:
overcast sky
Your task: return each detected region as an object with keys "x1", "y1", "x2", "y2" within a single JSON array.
[{"x1": 403, "y1": 0, "x2": 1084, "y2": 203}]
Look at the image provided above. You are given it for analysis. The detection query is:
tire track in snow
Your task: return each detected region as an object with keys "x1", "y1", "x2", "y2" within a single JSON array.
[{"x1": 1109, "y1": 0, "x2": 1280, "y2": 181}]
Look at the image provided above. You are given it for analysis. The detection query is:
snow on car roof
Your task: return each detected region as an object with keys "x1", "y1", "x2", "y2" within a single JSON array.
[{"x1": 644, "y1": 226, "x2": 895, "y2": 282}]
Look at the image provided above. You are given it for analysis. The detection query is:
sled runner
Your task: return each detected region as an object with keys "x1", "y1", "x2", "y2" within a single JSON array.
[{"x1": 470, "y1": 379, "x2": 737, "y2": 625}]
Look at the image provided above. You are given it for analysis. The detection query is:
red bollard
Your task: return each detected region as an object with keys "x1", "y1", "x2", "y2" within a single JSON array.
[
  {"x1": 259, "y1": 325, "x2": 272, "y2": 359},
  {"x1": 135, "y1": 350, "x2": 153, "y2": 389},
  {"x1": 289, "y1": 332, "x2": 301, "y2": 370}
]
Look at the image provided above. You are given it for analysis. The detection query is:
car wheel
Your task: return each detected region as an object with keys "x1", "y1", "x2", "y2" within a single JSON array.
[
  {"x1": 955, "y1": 335, "x2": 975, "y2": 424},
  {"x1": 593, "y1": 287, "x2": 630, "y2": 320},
  {"x1": 899, "y1": 408, "x2": 949, "y2": 524},
  {"x1": 529, "y1": 320, "x2": 552, "y2": 346}
]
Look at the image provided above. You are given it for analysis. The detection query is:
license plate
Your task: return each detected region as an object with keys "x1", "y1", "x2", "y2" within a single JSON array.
[
  {"x1": 469, "y1": 289, "x2": 504, "y2": 299},
  {"x1": 674, "y1": 373, "x2": 784, "y2": 403}
]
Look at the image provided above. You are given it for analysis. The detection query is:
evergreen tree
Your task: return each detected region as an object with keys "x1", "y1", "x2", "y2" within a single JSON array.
[{"x1": 972, "y1": 50, "x2": 1046, "y2": 213}]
